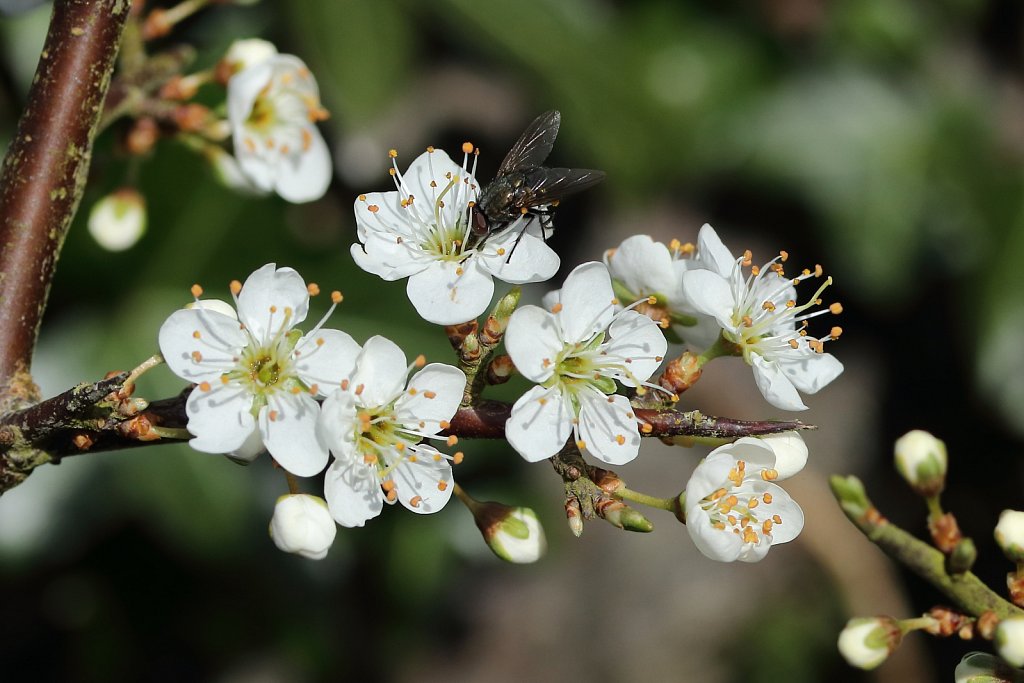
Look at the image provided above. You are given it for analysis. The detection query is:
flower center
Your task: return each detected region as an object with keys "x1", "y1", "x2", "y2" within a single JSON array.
[{"x1": 699, "y1": 459, "x2": 783, "y2": 546}]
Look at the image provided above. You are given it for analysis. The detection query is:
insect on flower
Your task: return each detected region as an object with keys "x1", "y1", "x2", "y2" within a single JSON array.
[{"x1": 469, "y1": 110, "x2": 606, "y2": 260}]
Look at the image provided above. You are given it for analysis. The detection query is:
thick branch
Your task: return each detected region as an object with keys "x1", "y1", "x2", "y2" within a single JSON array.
[{"x1": 0, "y1": 0, "x2": 130, "y2": 387}]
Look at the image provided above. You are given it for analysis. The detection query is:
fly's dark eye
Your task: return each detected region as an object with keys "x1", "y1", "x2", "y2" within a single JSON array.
[{"x1": 472, "y1": 208, "x2": 489, "y2": 236}]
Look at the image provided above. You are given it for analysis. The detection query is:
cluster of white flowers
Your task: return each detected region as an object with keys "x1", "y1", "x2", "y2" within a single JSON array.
[
  {"x1": 158, "y1": 119, "x2": 845, "y2": 565},
  {"x1": 159, "y1": 264, "x2": 468, "y2": 559}
]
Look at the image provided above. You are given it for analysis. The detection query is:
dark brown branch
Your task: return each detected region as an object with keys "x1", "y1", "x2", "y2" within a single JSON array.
[{"x1": 0, "y1": 0, "x2": 130, "y2": 389}]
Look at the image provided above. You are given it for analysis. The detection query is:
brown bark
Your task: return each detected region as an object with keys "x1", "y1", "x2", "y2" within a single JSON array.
[{"x1": 0, "y1": 0, "x2": 130, "y2": 390}]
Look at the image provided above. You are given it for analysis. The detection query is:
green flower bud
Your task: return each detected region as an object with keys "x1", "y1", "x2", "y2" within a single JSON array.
[
  {"x1": 837, "y1": 617, "x2": 901, "y2": 670},
  {"x1": 894, "y1": 430, "x2": 947, "y2": 496}
]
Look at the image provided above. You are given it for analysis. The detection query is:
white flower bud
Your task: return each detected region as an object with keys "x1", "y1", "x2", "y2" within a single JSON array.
[
  {"x1": 269, "y1": 494, "x2": 336, "y2": 560},
  {"x1": 87, "y1": 188, "x2": 146, "y2": 252},
  {"x1": 956, "y1": 651, "x2": 1024, "y2": 683},
  {"x1": 894, "y1": 429, "x2": 947, "y2": 495},
  {"x1": 837, "y1": 617, "x2": 901, "y2": 670},
  {"x1": 221, "y1": 38, "x2": 278, "y2": 75},
  {"x1": 473, "y1": 503, "x2": 546, "y2": 564},
  {"x1": 996, "y1": 511, "x2": 1024, "y2": 563},
  {"x1": 998, "y1": 617, "x2": 1024, "y2": 668}
]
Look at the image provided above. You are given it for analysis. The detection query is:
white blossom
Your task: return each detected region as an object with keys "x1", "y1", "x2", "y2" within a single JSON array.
[
  {"x1": 227, "y1": 48, "x2": 331, "y2": 202},
  {"x1": 351, "y1": 147, "x2": 559, "y2": 325},
  {"x1": 681, "y1": 224, "x2": 843, "y2": 410},
  {"x1": 504, "y1": 261, "x2": 667, "y2": 465},
  {"x1": 684, "y1": 437, "x2": 805, "y2": 562},
  {"x1": 894, "y1": 429, "x2": 947, "y2": 494},
  {"x1": 997, "y1": 510, "x2": 1024, "y2": 563},
  {"x1": 159, "y1": 264, "x2": 359, "y2": 476},
  {"x1": 319, "y1": 336, "x2": 466, "y2": 527},
  {"x1": 269, "y1": 494, "x2": 336, "y2": 560},
  {"x1": 479, "y1": 505, "x2": 546, "y2": 564}
]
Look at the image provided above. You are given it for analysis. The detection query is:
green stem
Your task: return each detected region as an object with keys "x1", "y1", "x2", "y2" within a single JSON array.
[
  {"x1": 615, "y1": 486, "x2": 677, "y2": 512},
  {"x1": 696, "y1": 334, "x2": 738, "y2": 367},
  {"x1": 831, "y1": 475, "x2": 1024, "y2": 619},
  {"x1": 899, "y1": 616, "x2": 939, "y2": 633}
]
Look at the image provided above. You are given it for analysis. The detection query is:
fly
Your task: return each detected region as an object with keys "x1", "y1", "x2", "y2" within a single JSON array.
[{"x1": 469, "y1": 110, "x2": 605, "y2": 260}]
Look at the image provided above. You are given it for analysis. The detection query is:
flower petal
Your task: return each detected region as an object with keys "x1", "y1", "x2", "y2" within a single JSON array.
[
  {"x1": 394, "y1": 364, "x2": 466, "y2": 434},
  {"x1": 603, "y1": 310, "x2": 667, "y2": 386},
  {"x1": 185, "y1": 384, "x2": 257, "y2": 453},
  {"x1": 757, "y1": 482, "x2": 804, "y2": 545},
  {"x1": 294, "y1": 328, "x2": 361, "y2": 393},
  {"x1": 478, "y1": 228, "x2": 560, "y2": 284},
  {"x1": 758, "y1": 431, "x2": 808, "y2": 480},
  {"x1": 606, "y1": 235, "x2": 683, "y2": 301},
  {"x1": 557, "y1": 262, "x2": 616, "y2": 344},
  {"x1": 680, "y1": 269, "x2": 736, "y2": 328},
  {"x1": 236, "y1": 264, "x2": 309, "y2": 342},
  {"x1": 260, "y1": 392, "x2": 328, "y2": 476},
  {"x1": 751, "y1": 354, "x2": 808, "y2": 411},
  {"x1": 324, "y1": 458, "x2": 383, "y2": 527},
  {"x1": 406, "y1": 259, "x2": 494, "y2": 325},
  {"x1": 504, "y1": 305, "x2": 562, "y2": 383},
  {"x1": 695, "y1": 223, "x2": 737, "y2": 277},
  {"x1": 159, "y1": 308, "x2": 245, "y2": 384},
  {"x1": 391, "y1": 453, "x2": 453, "y2": 515},
  {"x1": 318, "y1": 389, "x2": 359, "y2": 461},
  {"x1": 777, "y1": 351, "x2": 844, "y2": 395},
  {"x1": 350, "y1": 230, "x2": 430, "y2": 281},
  {"x1": 350, "y1": 335, "x2": 408, "y2": 408},
  {"x1": 506, "y1": 385, "x2": 573, "y2": 462},
  {"x1": 273, "y1": 125, "x2": 332, "y2": 203},
  {"x1": 687, "y1": 507, "x2": 743, "y2": 562},
  {"x1": 578, "y1": 391, "x2": 641, "y2": 466}
]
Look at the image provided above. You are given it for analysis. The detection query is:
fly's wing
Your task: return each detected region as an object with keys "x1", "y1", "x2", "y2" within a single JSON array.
[
  {"x1": 526, "y1": 168, "x2": 607, "y2": 204},
  {"x1": 497, "y1": 110, "x2": 561, "y2": 176}
]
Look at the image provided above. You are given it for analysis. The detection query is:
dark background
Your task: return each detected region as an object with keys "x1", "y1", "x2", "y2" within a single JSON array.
[{"x1": 2, "y1": 1, "x2": 1024, "y2": 681}]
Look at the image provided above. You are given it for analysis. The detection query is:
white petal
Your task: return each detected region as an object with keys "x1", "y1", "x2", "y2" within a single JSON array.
[
  {"x1": 394, "y1": 364, "x2": 466, "y2": 433},
  {"x1": 504, "y1": 305, "x2": 562, "y2": 383},
  {"x1": 777, "y1": 351, "x2": 844, "y2": 395},
  {"x1": 557, "y1": 262, "x2": 616, "y2": 344},
  {"x1": 226, "y1": 428, "x2": 265, "y2": 464},
  {"x1": 401, "y1": 149, "x2": 473, "y2": 210},
  {"x1": 185, "y1": 384, "x2": 257, "y2": 453},
  {"x1": 353, "y1": 191, "x2": 420, "y2": 242},
  {"x1": 603, "y1": 311, "x2": 667, "y2": 386},
  {"x1": 506, "y1": 385, "x2": 573, "y2": 462},
  {"x1": 351, "y1": 336, "x2": 408, "y2": 408},
  {"x1": 696, "y1": 223, "x2": 737, "y2": 277},
  {"x1": 478, "y1": 230, "x2": 560, "y2": 284},
  {"x1": 159, "y1": 308, "x2": 245, "y2": 384},
  {"x1": 712, "y1": 437, "x2": 777, "y2": 472},
  {"x1": 392, "y1": 454, "x2": 454, "y2": 515},
  {"x1": 260, "y1": 392, "x2": 328, "y2": 476},
  {"x1": 757, "y1": 482, "x2": 804, "y2": 544},
  {"x1": 317, "y1": 389, "x2": 359, "y2": 461},
  {"x1": 273, "y1": 126, "x2": 332, "y2": 203},
  {"x1": 759, "y1": 431, "x2": 808, "y2": 480},
  {"x1": 236, "y1": 264, "x2": 309, "y2": 342},
  {"x1": 686, "y1": 507, "x2": 743, "y2": 562},
  {"x1": 578, "y1": 391, "x2": 641, "y2": 466},
  {"x1": 324, "y1": 458, "x2": 383, "y2": 527},
  {"x1": 293, "y1": 328, "x2": 361, "y2": 392},
  {"x1": 350, "y1": 231, "x2": 430, "y2": 281},
  {"x1": 235, "y1": 150, "x2": 276, "y2": 194},
  {"x1": 227, "y1": 61, "x2": 273, "y2": 134},
  {"x1": 684, "y1": 453, "x2": 736, "y2": 502},
  {"x1": 751, "y1": 354, "x2": 808, "y2": 411},
  {"x1": 607, "y1": 235, "x2": 682, "y2": 301},
  {"x1": 680, "y1": 269, "x2": 736, "y2": 329},
  {"x1": 406, "y1": 259, "x2": 494, "y2": 325}
]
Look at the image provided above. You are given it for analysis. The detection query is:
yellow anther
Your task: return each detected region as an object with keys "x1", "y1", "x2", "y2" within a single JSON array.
[{"x1": 191, "y1": 284, "x2": 203, "y2": 297}]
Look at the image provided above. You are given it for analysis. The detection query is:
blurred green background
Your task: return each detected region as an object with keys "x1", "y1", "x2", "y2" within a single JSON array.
[{"x1": 3, "y1": 0, "x2": 1024, "y2": 681}]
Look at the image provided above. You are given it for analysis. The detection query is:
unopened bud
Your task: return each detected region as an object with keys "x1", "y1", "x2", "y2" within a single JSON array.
[
  {"x1": 955, "y1": 651, "x2": 1024, "y2": 683},
  {"x1": 948, "y1": 537, "x2": 977, "y2": 575},
  {"x1": 269, "y1": 494, "x2": 336, "y2": 560},
  {"x1": 658, "y1": 352, "x2": 702, "y2": 396},
  {"x1": 471, "y1": 501, "x2": 546, "y2": 564},
  {"x1": 88, "y1": 188, "x2": 146, "y2": 252},
  {"x1": 599, "y1": 499, "x2": 653, "y2": 532},
  {"x1": 124, "y1": 117, "x2": 159, "y2": 156},
  {"x1": 996, "y1": 616, "x2": 1024, "y2": 667},
  {"x1": 894, "y1": 429, "x2": 947, "y2": 496},
  {"x1": 565, "y1": 497, "x2": 584, "y2": 537},
  {"x1": 996, "y1": 511, "x2": 1024, "y2": 563},
  {"x1": 837, "y1": 616, "x2": 901, "y2": 670},
  {"x1": 486, "y1": 354, "x2": 513, "y2": 385}
]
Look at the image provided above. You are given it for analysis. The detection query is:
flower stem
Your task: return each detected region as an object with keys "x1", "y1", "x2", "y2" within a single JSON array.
[
  {"x1": 696, "y1": 334, "x2": 738, "y2": 367},
  {"x1": 123, "y1": 354, "x2": 164, "y2": 394},
  {"x1": 898, "y1": 616, "x2": 939, "y2": 634},
  {"x1": 285, "y1": 472, "x2": 301, "y2": 495},
  {"x1": 614, "y1": 486, "x2": 678, "y2": 512}
]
